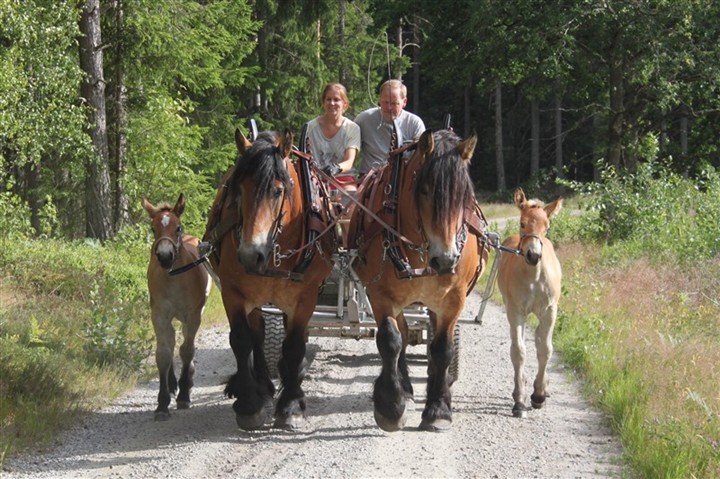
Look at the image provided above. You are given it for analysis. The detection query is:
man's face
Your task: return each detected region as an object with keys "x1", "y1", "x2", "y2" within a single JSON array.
[{"x1": 379, "y1": 88, "x2": 407, "y2": 121}]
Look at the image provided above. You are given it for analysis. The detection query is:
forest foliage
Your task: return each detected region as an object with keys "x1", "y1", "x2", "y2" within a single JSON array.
[{"x1": 1, "y1": 0, "x2": 720, "y2": 240}]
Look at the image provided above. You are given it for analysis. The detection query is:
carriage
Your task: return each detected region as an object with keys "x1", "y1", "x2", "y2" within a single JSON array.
[{"x1": 195, "y1": 117, "x2": 490, "y2": 431}]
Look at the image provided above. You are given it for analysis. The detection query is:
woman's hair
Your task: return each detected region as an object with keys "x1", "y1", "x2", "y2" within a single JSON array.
[{"x1": 321, "y1": 82, "x2": 350, "y2": 111}]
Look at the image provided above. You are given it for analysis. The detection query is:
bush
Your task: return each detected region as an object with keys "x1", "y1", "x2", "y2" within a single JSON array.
[{"x1": 558, "y1": 161, "x2": 720, "y2": 263}]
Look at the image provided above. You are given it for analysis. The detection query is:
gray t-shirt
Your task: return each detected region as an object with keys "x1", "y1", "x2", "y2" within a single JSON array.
[
  {"x1": 354, "y1": 107, "x2": 425, "y2": 175},
  {"x1": 306, "y1": 117, "x2": 361, "y2": 171}
]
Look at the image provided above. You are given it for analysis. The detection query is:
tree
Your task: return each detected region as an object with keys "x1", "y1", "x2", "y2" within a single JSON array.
[
  {"x1": 1, "y1": 0, "x2": 92, "y2": 237},
  {"x1": 79, "y1": 0, "x2": 114, "y2": 241}
]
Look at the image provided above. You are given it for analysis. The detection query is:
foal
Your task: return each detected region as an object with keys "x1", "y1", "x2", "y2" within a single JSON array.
[
  {"x1": 497, "y1": 187, "x2": 563, "y2": 418},
  {"x1": 143, "y1": 193, "x2": 211, "y2": 420}
]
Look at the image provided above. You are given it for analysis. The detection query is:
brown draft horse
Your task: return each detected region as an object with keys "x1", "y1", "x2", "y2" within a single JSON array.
[
  {"x1": 348, "y1": 129, "x2": 488, "y2": 432},
  {"x1": 497, "y1": 187, "x2": 563, "y2": 418},
  {"x1": 204, "y1": 129, "x2": 335, "y2": 430},
  {"x1": 143, "y1": 194, "x2": 211, "y2": 420}
]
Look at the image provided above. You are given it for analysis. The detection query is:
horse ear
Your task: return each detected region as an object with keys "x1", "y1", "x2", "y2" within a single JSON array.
[
  {"x1": 235, "y1": 128, "x2": 252, "y2": 155},
  {"x1": 173, "y1": 193, "x2": 186, "y2": 217},
  {"x1": 142, "y1": 198, "x2": 156, "y2": 217},
  {"x1": 514, "y1": 187, "x2": 527, "y2": 209},
  {"x1": 279, "y1": 128, "x2": 294, "y2": 158},
  {"x1": 417, "y1": 129, "x2": 434, "y2": 156},
  {"x1": 457, "y1": 133, "x2": 477, "y2": 162},
  {"x1": 545, "y1": 196, "x2": 563, "y2": 220}
]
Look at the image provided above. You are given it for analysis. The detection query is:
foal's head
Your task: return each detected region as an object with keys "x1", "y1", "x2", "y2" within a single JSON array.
[
  {"x1": 514, "y1": 187, "x2": 563, "y2": 266},
  {"x1": 413, "y1": 129, "x2": 477, "y2": 274},
  {"x1": 230, "y1": 128, "x2": 295, "y2": 274},
  {"x1": 143, "y1": 193, "x2": 185, "y2": 270}
]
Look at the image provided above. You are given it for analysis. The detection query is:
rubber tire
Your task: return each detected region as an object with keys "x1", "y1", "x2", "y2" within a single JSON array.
[
  {"x1": 264, "y1": 313, "x2": 284, "y2": 379},
  {"x1": 426, "y1": 322, "x2": 461, "y2": 385}
]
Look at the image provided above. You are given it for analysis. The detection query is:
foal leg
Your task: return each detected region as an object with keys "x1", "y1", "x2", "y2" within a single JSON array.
[
  {"x1": 420, "y1": 317, "x2": 455, "y2": 432},
  {"x1": 531, "y1": 306, "x2": 557, "y2": 410},
  {"x1": 373, "y1": 315, "x2": 408, "y2": 432},
  {"x1": 508, "y1": 310, "x2": 529, "y2": 418},
  {"x1": 176, "y1": 309, "x2": 202, "y2": 409},
  {"x1": 152, "y1": 312, "x2": 177, "y2": 420}
]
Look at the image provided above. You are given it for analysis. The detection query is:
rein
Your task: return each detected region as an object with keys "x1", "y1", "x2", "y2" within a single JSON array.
[
  {"x1": 201, "y1": 147, "x2": 337, "y2": 282},
  {"x1": 352, "y1": 138, "x2": 489, "y2": 280}
]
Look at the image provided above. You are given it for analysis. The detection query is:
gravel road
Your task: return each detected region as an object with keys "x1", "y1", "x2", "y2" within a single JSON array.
[{"x1": 2, "y1": 289, "x2": 625, "y2": 479}]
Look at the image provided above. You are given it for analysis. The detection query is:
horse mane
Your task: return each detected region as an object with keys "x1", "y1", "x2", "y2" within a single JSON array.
[
  {"x1": 229, "y1": 131, "x2": 293, "y2": 207},
  {"x1": 155, "y1": 202, "x2": 174, "y2": 212},
  {"x1": 414, "y1": 130, "x2": 475, "y2": 230},
  {"x1": 523, "y1": 198, "x2": 546, "y2": 209}
]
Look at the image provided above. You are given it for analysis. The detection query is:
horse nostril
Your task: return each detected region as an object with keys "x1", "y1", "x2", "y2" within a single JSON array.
[
  {"x1": 157, "y1": 252, "x2": 174, "y2": 269},
  {"x1": 255, "y1": 252, "x2": 267, "y2": 270},
  {"x1": 525, "y1": 252, "x2": 540, "y2": 266}
]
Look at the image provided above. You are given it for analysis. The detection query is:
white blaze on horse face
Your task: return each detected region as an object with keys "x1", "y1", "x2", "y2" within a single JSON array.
[{"x1": 161, "y1": 214, "x2": 170, "y2": 228}]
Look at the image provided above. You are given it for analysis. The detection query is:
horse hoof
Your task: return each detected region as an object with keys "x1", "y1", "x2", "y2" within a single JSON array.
[
  {"x1": 419, "y1": 417, "x2": 452, "y2": 432},
  {"x1": 235, "y1": 410, "x2": 268, "y2": 431},
  {"x1": 154, "y1": 410, "x2": 171, "y2": 421},
  {"x1": 512, "y1": 402, "x2": 529, "y2": 418},
  {"x1": 274, "y1": 413, "x2": 307, "y2": 431},
  {"x1": 531, "y1": 394, "x2": 546, "y2": 409},
  {"x1": 374, "y1": 407, "x2": 407, "y2": 432},
  {"x1": 176, "y1": 400, "x2": 191, "y2": 410}
]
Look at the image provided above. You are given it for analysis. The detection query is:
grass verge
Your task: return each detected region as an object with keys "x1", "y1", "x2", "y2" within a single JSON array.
[{"x1": 555, "y1": 242, "x2": 720, "y2": 478}]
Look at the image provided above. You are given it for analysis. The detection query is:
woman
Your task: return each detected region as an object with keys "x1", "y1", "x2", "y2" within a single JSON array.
[{"x1": 306, "y1": 82, "x2": 361, "y2": 185}]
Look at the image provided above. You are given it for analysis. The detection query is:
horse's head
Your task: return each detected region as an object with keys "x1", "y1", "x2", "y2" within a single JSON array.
[
  {"x1": 412, "y1": 129, "x2": 477, "y2": 275},
  {"x1": 143, "y1": 193, "x2": 185, "y2": 270},
  {"x1": 230, "y1": 127, "x2": 295, "y2": 274},
  {"x1": 513, "y1": 187, "x2": 563, "y2": 266}
]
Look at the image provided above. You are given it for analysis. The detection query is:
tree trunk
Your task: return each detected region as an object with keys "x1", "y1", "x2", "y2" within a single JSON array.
[
  {"x1": 396, "y1": 23, "x2": 403, "y2": 81},
  {"x1": 592, "y1": 113, "x2": 603, "y2": 181},
  {"x1": 494, "y1": 82, "x2": 506, "y2": 192},
  {"x1": 464, "y1": 79, "x2": 471, "y2": 138},
  {"x1": 554, "y1": 90, "x2": 563, "y2": 178},
  {"x1": 113, "y1": 0, "x2": 129, "y2": 231},
  {"x1": 530, "y1": 99, "x2": 539, "y2": 178},
  {"x1": 607, "y1": 51, "x2": 624, "y2": 169},
  {"x1": 412, "y1": 17, "x2": 420, "y2": 115},
  {"x1": 79, "y1": 0, "x2": 113, "y2": 241},
  {"x1": 338, "y1": 0, "x2": 346, "y2": 84}
]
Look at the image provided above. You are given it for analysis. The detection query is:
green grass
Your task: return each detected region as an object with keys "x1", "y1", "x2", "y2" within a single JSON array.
[
  {"x1": 554, "y1": 244, "x2": 720, "y2": 478},
  {"x1": 0, "y1": 232, "x2": 225, "y2": 464}
]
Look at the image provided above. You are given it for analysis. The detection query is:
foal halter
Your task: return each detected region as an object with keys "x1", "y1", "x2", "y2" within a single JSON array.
[{"x1": 152, "y1": 222, "x2": 183, "y2": 269}]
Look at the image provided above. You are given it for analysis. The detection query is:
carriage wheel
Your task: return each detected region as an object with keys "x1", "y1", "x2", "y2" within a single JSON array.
[
  {"x1": 264, "y1": 313, "x2": 284, "y2": 379},
  {"x1": 426, "y1": 322, "x2": 461, "y2": 385}
]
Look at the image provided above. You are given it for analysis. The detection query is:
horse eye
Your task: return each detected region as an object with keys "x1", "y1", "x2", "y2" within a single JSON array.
[
  {"x1": 520, "y1": 222, "x2": 526, "y2": 229},
  {"x1": 273, "y1": 187, "x2": 284, "y2": 199}
]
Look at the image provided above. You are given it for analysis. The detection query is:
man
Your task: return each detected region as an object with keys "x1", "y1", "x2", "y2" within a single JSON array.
[{"x1": 354, "y1": 79, "x2": 425, "y2": 177}]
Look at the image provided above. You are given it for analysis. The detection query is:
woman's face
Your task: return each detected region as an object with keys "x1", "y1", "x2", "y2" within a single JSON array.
[{"x1": 323, "y1": 88, "x2": 347, "y2": 116}]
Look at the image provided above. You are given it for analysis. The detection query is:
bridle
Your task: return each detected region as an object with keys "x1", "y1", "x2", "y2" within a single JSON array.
[{"x1": 152, "y1": 222, "x2": 183, "y2": 269}]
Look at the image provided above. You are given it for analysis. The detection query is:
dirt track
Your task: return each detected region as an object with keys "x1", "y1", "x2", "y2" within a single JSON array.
[{"x1": 2, "y1": 290, "x2": 625, "y2": 478}]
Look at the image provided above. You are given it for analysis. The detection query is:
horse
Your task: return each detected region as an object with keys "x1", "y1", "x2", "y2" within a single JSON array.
[
  {"x1": 203, "y1": 128, "x2": 336, "y2": 431},
  {"x1": 143, "y1": 193, "x2": 212, "y2": 420},
  {"x1": 348, "y1": 129, "x2": 489, "y2": 432},
  {"x1": 496, "y1": 187, "x2": 563, "y2": 418}
]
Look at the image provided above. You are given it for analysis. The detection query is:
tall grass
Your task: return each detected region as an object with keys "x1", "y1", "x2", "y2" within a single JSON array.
[
  {"x1": 551, "y1": 162, "x2": 720, "y2": 478},
  {"x1": 0, "y1": 223, "x2": 224, "y2": 464}
]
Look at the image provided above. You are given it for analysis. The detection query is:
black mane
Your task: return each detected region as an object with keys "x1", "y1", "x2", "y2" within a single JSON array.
[
  {"x1": 414, "y1": 130, "x2": 475, "y2": 230},
  {"x1": 229, "y1": 131, "x2": 293, "y2": 207}
]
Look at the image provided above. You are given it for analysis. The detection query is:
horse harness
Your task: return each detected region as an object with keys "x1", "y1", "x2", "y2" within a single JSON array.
[
  {"x1": 349, "y1": 141, "x2": 489, "y2": 291},
  {"x1": 152, "y1": 220, "x2": 185, "y2": 271},
  {"x1": 201, "y1": 149, "x2": 337, "y2": 281}
]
